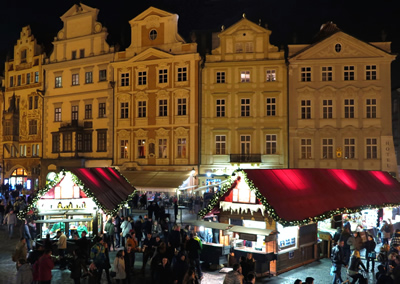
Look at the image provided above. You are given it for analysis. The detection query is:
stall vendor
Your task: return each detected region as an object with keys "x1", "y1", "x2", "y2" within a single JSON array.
[
  {"x1": 77, "y1": 223, "x2": 89, "y2": 237},
  {"x1": 50, "y1": 222, "x2": 65, "y2": 234}
]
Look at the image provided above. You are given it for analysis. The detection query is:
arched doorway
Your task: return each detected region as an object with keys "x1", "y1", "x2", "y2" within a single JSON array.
[{"x1": 9, "y1": 168, "x2": 28, "y2": 191}]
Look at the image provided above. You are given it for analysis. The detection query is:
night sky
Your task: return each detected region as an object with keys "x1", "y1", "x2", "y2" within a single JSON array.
[{"x1": 2, "y1": 0, "x2": 400, "y2": 86}]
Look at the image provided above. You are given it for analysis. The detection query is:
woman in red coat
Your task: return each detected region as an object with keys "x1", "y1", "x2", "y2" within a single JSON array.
[{"x1": 37, "y1": 249, "x2": 54, "y2": 284}]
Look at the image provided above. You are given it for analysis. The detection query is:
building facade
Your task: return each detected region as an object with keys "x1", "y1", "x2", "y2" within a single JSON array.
[
  {"x1": 42, "y1": 4, "x2": 115, "y2": 181},
  {"x1": 200, "y1": 17, "x2": 288, "y2": 188},
  {"x1": 288, "y1": 23, "x2": 398, "y2": 177},
  {"x1": 2, "y1": 26, "x2": 45, "y2": 191},
  {"x1": 111, "y1": 7, "x2": 201, "y2": 193}
]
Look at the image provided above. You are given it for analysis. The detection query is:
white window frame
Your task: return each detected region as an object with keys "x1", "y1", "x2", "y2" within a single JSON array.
[
  {"x1": 55, "y1": 76, "x2": 62, "y2": 88},
  {"x1": 266, "y1": 98, "x2": 276, "y2": 116},
  {"x1": 366, "y1": 138, "x2": 378, "y2": 159},
  {"x1": 322, "y1": 99, "x2": 333, "y2": 119},
  {"x1": 321, "y1": 66, "x2": 333, "y2": 81},
  {"x1": 366, "y1": 65, "x2": 377, "y2": 80},
  {"x1": 344, "y1": 99, "x2": 355, "y2": 118},
  {"x1": 344, "y1": 138, "x2": 356, "y2": 159},
  {"x1": 301, "y1": 67, "x2": 311, "y2": 82},
  {"x1": 344, "y1": 65, "x2": 355, "y2": 81},
  {"x1": 301, "y1": 100, "x2": 311, "y2": 119},
  {"x1": 301, "y1": 138, "x2": 312, "y2": 159},
  {"x1": 366, "y1": 99, "x2": 377, "y2": 118},
  {"x1": 266, "y1": 69, "x2": 276, "y2": 82},
  {"x1": 266, "y1": 134, "x2": 277, "y2": 154},
  {"x1": 241, "y1": 98, "x2": 250, "y2": 117},
  {"x1": 216, "y1": 99, "x2": 226, "y2": 117},
  {"x1": 55, "y1": 107, "x2": 62, "y2": 122},
  {"x1": 215, "y1": 135, "x2": 226, "y2": 155},
  {"x1": 322, "y1": 138, "x2": 334, "y2": 159}
]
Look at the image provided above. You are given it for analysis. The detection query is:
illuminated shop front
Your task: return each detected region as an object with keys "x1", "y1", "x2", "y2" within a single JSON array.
[
  {"x1": 198, "y1": 168, "x2": 400, "y2": 275},
  {"x1": 18, "y1": 167, "x2": 136, "y2": 239}
]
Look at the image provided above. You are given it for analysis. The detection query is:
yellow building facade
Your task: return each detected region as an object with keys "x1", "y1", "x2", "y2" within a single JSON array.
[
  {"x1": 200, "y1": 17, "x2": 288, "y2": 185},
  {"x1": 2, "y1": 26, "x2": 45, "y2": 192},
  {"x1": 111, "y1": 7, "x2": 201, "y2": 192},
  {"x1": 42, "y1": 4, "x2": 115, "y2": 178},
  {"x1": 288, "y1": 23, "x2": 398, "y2": 176}
]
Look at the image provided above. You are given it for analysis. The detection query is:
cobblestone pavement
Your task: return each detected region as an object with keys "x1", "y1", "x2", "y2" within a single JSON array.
[{"x1": 0, "y1": 210, "x2": 379, "y2": 284}]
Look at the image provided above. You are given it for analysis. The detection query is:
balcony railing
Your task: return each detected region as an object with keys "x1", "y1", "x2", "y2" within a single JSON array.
[{"x1": 230, "y1": 154, "x2": 261, "y2": 163}]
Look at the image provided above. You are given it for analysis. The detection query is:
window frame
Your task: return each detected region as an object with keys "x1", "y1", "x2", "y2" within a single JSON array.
[
  {"x1": 177, "y1": 138, "x2": 187, "y2": 158},
  {"x1": 322, "y1": 138, "x2": 334, "y2": 159},
  {"x1": 72, "y1": 73, "x2": 79, "y2": 86},
  {"x1": 241, "y1": 98, "x2": 250, "y2": 117},
  {"x1": 266, "y1": 69, "x2": 276, "y2": 82},
  {"x1": 344, "y1": 99, "x2": 355, "y2": 118},
  {"x1": 240, "y1": 70, "x2": 250, "y2": 83},
  {"x1": 365, "y1": 65, "x2": 377, "y2": 80},
  {"x1": 71, "y1": 105, "x2": 79, "y2": 121},
  {"x1": 120, "y1": 102, "x2": 129, "y2": 119},
  {"x1": 55, "y1": 107, "x2": 62, "y2": 122},
  {"x1": 216, "y1": 71, "x2": 226, "y2": 84},
  {"x1": 216, "y1": 99, "x2": 226, "y2": 117},
  {"x1": 301, "y1": 138, "x2": 312, "y2": 159},
  {"x1": 159, "y1": 99, "x2": 168, "y2": 117},
  {"x1": 97, "y1": 130, "x2": 107, "y2": 152},
  {"x1": 120, "y1": 72, "x2": 130, "y2": 87},
  {"x1": 301, "y1": 67, "x2": 311, "y2": 82},
  {"x1": 366, "y1": 99, "x2": 377, "y2": 119},
  {"x1": 322, "y1": 99, "x2": 333, "y2": 119},
  {"x1": 321, "y1": 66, "x2": 333, "y2": 81},
  {"x1": 55, "y1": 76, "x2": 62, "y2": 88},
  {"x1": 85, "y1": 104, "x2": 92, "y2": 119},
  {"x1": 138, "y1": 71, "x2": 147, "y2": 86},
  {"x1": 177, "y1": 67, "x2": 187, "y2": 82},
  {"x1": 344, "y1": 65, "x2": 355, "y2": 81},
  {"x1": 266, "y1": 97, "x2": 276, "y2": 116},
  {"x1": 177, "y1": 98, "x2": 187, "y2": 116},
  {"x1": 137, "y1": 101, "x2": 147, "y2": 118},
  {"x1": 344, "y1": 138, "x2": 356, "y2": 159},
  {"x1": 301, "y1": 100, "x2": 311, "y2": 119},
  {"x1": 98, "y1": 102, "x2": 106, "y2": 118},
  {"x1": 215, "y1": 135, "x2": 226, "y2": 155},
  {"x1": 266, "y1": 134, "x2": 277, "y2": 155},
  {"x1": 366, "y1": 138, "x2": 378, "y2": 159}
]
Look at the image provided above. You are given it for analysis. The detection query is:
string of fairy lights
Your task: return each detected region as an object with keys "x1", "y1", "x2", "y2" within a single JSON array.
[
  {"x1": 17, "y1": 168, "x2": 137, "y2": 220},
  {"x1": 199, "y1": 170, "x2": 400, "y2": 227}
]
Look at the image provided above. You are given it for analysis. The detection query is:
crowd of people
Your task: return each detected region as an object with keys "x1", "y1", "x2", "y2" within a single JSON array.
[{"x1": 330, "y1": 220, "x2": 400, "y2": 284}]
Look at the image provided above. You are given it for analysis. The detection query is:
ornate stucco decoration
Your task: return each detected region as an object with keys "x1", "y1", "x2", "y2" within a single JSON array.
[
  {"x1": 134, "y1": 129, "x2": 148, "y2": 137},
  {"x1": 155, "y1": 128, "x2": 170, "y2": 137},
  {"x1": 174, "y1": 127, "x2": 189, "y2": 136},
  {"x1": 145, "y1": 15, "x2": 161, "y2": 29}
]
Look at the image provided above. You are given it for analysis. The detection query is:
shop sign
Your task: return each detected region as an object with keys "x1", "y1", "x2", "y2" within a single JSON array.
[{"x1": 239, "y1": 233, "x2": 257, "y2": 242}]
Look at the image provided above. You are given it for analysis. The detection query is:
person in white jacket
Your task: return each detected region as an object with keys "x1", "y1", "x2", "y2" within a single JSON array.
[
  {"x1": 120, "y1": 217, "x2": 132, "y2": 247},
  {"x1": 113, "y1": 250, "x2": 126, "y2": 283}
]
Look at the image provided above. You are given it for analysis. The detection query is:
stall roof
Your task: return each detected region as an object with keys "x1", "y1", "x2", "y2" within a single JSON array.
[
  {"x1": 121, "y1": 170, "x2": 191, "y2": 190},
  {"x1": 70, "y1": 168, "x2": 136, "y2": 213},
  {"x1": 242, "y1": 169, "x2": 400, "y2": 224},
  {"x1": 200, "y1": 169, "x2": 400, "y2": 226}
]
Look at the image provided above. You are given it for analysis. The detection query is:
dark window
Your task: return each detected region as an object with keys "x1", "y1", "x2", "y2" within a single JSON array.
[
  {"x1": 99, "y1": 69, "x2": 107, "y2": 81},
  {"x1": 97, "y1": 130, "x2": 107, "y2": 152},
  {"x1": 52, "y1": 134, "x2": 60, "y2": 153},
  {"x1": 85, "y1": 104, "x2": 92, "y2": 119},
  {"x1": 99, "y1": 103, "x2": 106, "y2": 118},
  {"x1": 63, "y1": 133, "x2": 72, "y2": 152}
]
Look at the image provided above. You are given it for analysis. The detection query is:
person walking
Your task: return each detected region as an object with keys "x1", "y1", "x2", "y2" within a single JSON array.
[
  {"x1": 3, "y1": 209, "x2": 17, "y2": 239},
  {"x1": 56, "y1": 230, "x2": 67, "y2": 270},
  {"x1": 90, "y1": 236, "x2": 109, "y2": 283},
  {"x1": 22, "y1": 219, "x2": 32, "y2": 251},
  {"x1": 365, "y1": 234, "x2": 376, "y2": 272},
  {"x1": 113, "y1": 250, "x2": 126, "y2": 284},
  {"x1": 331, "y1": 240, "x2": 347, "y2": 284},
  {"x1": 105, "y1": 217, "x2": 115, "y2": 251},
  {"x1": 381, "y1": 220, "x2": 392, "y2": 245},
  {"x1": 186, "y1": 232, "x2": 203, "y2": 280},
  {"x1": 114, "y1": 214, "x2": 121, "y2": 248},
  {"x1": 37, "y1": 249, "x2": 55, "y2": 284}
]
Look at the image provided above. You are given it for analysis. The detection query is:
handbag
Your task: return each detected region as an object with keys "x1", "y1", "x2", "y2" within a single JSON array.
[{"x1": 368, "y1": 251, "x2": 377, "y2": 259}]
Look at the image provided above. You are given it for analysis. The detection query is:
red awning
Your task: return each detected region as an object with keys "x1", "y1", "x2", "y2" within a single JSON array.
[
  {"x1": 240, "y1": 169, "x2": 400, "y2": 223},
  {"x1": 69, "y1": 168, "x2": 136, "y2": 212}
]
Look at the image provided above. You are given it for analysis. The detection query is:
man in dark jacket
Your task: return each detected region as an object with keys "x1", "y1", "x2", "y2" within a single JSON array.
[
  {"x1": 141, "y1": 232, "x2": 155, "y2": 275},
  {"x1": 114, "y1": 214, "x2": 121, "y2": 248},
  {"x1": 186, "y1": 233, "x2": 203, "y2": 279},
  {"x1": 331, "y1": 240, "x2": 347, "y2": 284}
]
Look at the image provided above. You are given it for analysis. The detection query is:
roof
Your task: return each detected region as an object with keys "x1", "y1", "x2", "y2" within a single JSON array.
[
  {"x1": 199, "y1": 169, "x2": 400, "y2": 226},
  {"x1": 121, "y1": 170, "x2": 191, "y2": 191},
  {"x1": 69, "y1": 168, "x2": 136, "y2": 213},
  {"x1": 18, "y1": 167, "x2": 136, "y2": 219}
]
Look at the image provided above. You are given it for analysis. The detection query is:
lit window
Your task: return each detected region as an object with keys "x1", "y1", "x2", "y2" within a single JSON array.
[
  {"x1": 120, "y1": 140, "x2": 128, "y2": 159},
  {"x1": 158, "y1": 139, "x2": 167, "y2": 158},
  {"x1": 55, "y1": 76, "x2": 62, "y2": 88},
  {"x1": 266, "y1": 70, "x2": 276, "y2": 82},
  {"x1": 85, "y1": 71, "x2": 93, "y2": 84},
  {"x1": 137, "y1": 139, "x2": 146, "y2": 158},
  {"x1": 55, "y1": 108, "x2": 62, "y2": 122},
  {"x1": 71, "y1": 105, "x2": 78, "y2": 121},
  {"x1": 72, "y1": 74, "x2": 79, "y2": 86},
  {"x1": 177, "y1": 138, "x2": 187, "y2": 158},
  {"x1": 240, "y1": 71, "x2": 250, "y2": 83}
]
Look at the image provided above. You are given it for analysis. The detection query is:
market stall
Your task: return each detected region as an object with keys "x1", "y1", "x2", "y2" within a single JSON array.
[
  {"x1": 18, "y1": 167, "x2": 137, "y2": 240},
  {"x1": 198, "y1": 168, "x2": 400, "y2": 276}
]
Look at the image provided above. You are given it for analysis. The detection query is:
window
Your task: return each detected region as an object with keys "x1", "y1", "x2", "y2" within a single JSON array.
[
  {"x1": 245, "y1": 42, "x2": 254, "y2": 53},
  {"x1": 99, "y1": 69, "x2": 107, "y2": 81},
  {"x1": 97, "y1": 130, "x2": 107, "y2": 152},
  {"x1": 266, "y1": 70, "x2": 276, "y2": 82},
  {"x1": 177, "y1": 67, "x2": 187, "y2": 82},
  {"x1": 18, "y1": 75, "x2": 21, "y2": 86},
  {"x1": 240, "y1": 135, "x2": 251, "y2": 155},
  {"x1": 159, "y1": 69, "x2": 168, "y2": 84},
  {"x1": 20, "y1": 145, "x2": 26, "y2": 157},
  {"x1": 99, "y1": 103, "x2": 106, "y2": 118},
  {"x1": 301, "y1": 67, "x2": 311, "y2": 82},
  {"x1": 85, "y1": 72, "x2": 93, "y2": 84},
  {"x1": 121, "y1": 102, "x2": 129, "y2": 118},
  {"x1": 216, "y1": 99, "x2": 225, "y2": 117},
  {"x1": 266, "y1": 98, "x2": 276, "y2": 116},
  {"x1": 32, "y1": 144, "x2": 40, "y2": 157},
  {"x1": 63, "y1": 133, "x2": 72, "y2": 152},
  {"x1": 344, "y1": 138, "x2": 355, "y2": 159},
  {"x1": 85, "y1": 104, "x2": 92, "y2": 119},
  {"x1": 55, "y1": 76, "x2": 62, "y2": 88},
  {"x1": 83, "y1": 133, "x2": 92, "y2": 152},
  {"x1": 301, "y1": 100, "x2": 311, "y2": 119},
  {"x1": 121, "y1": 73, "x2": 129, "y2": 86},
  {"x1": 52, "y1": 133, "x2": 60, "y2": 153},
  {"x1": 77, "y1": 133, "x2": 83, "y2": 152},
  {"x1": 21, "y1": 49, "x2": 27, "y2": 62},
  {"x1": 55, "y1": 107, "x2": 62, "y2": 122},
  {"x1": 335, "y1": 44, "x2": 342, "y2": 53},
  {"x1": 235, "y1": 43, "x2": 243, "y2": 53},
  {"x1": 215, "y1": 135, "x2": 226, "y2": 155},
  {"x1": 138, "y1": 101, "x2": 147, "y2": 118},
  {"x1": 34, "y1": 96, "x2": 38, "y2": 109},
  {"x1": 366, "y1": 99, "x2": 377, "y2": 118},
  {"x1": 159, "y1": 100, "x2": 168, "y2": 116},
  {"x1": 35, "y1": 71, "x2": 39, "y2": 83},
  {"x1": 4, "y1": 121, "x2": 11, "y2": 135},
  {"x1": 177, "y1": 138, "x2": 187, "y2": 158},
  {"x1": 322, "y1": 138, "x2": 333, "y2": 159},
  {"x1": 27, "y1": 73, "x2": 31, "y2": 84},
  {"x1": 240, "y1": 71, "x2": 250, "y2": 83},
  {"x1": 366, "y1": 65, "x2": 377, "y2": 80},
  {"x1": 72, "y1": 74, "x2": 79, "y2": 86},
  {"x1": 158, "y1": 139, "x2": 167, "y2": 158},
  {"x1": 120, "y1": 140, "x2": 128, "y2": 159},
  {"x1": 344, "y1": 99, "x2": 355, "y2": 118},
  {"x1": 72, "y1": 51, "x2": 77, "y2": 60},
  {"x1": 322, "y1": 66, "x2": 333, "y2": 81},
  {"x1": 366, "y1": 138, "x2": 378, "y2": 159},
  {"x1": 344, "y1": 66, "x2": 355, "y2": 81},
  {"x1": 323, "y1": 100, "x2": 333, "y2": 119},
  {"x1": 137, "y1": 139, "x2": 146, "y2": 158},
  {"x1": 177, "y1": 98, "x2": 187, "y2": 116},
  {"x1": 241, "y1": 98, "x2": 250, "y2": 117},
  {"x1": 29, "y1": 97, "x2": 33, "y2": 110},
  {"x1": 149, "y1": 29, "x2": 158, "y2": 40},
  {"x1": 301, "y1": 138, "x2": 312, "y2": 159},
  {"x1": 71, "y1": 105, "x2": 79, "y2": 121},
  {"x1": 10, "y1": 77, "x2": 13, "y2": 87},
  {"x1": 80, "y1": 49, "x2": 85, "y2": 58},
  {"x1": 138, "y1": 71, "x2": 147, "y2": 86},
  {"x1": 29, "y1": 120, "x2": 37, "y2": 135},
  {"x1": 216, "y1": 72, "x2": 226, "y2": 83},
  {"x1": 266, "y1": 134, "x2": 277, "y2": 154}
]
